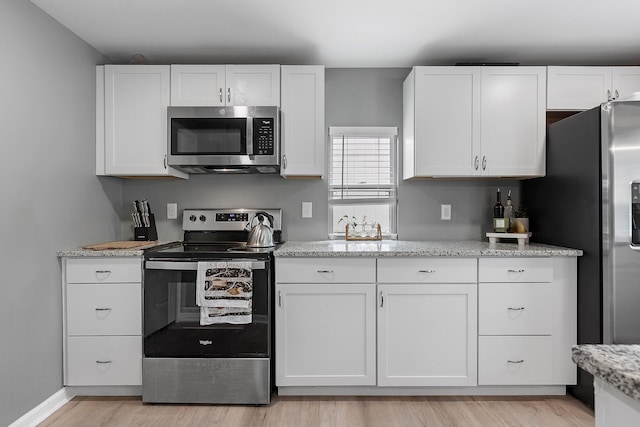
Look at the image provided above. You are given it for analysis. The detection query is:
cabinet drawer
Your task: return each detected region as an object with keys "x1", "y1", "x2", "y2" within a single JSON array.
[
  {"x1": 66, "y1": 283, "x2": 141, "y2": 336},
  {"x1": 66, "y1": 336, "x2": 142, "y2": 386},
  {"x1": 478, "y1": 258, "x2": 552, "y2": 283},
  {"x1": 479, "y1": 283, "x2": 552, "y2": 335},
  {"x1": 276, "y1": 258, "x2": 376, "y2": 283},
  {"x1": 66, "y1": 258, "x2": 141, "y2": 283},
  {"x1": 377, "y1": 258, "x2": 477, "y2": 283},
  {"x1": 478, "y1": 336, "x2": 553, "y2": 385}
]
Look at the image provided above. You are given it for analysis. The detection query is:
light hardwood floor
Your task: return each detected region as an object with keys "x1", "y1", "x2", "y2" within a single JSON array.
[{"x1": 39, "y1": 395, "x2": 594, "y2": 427}]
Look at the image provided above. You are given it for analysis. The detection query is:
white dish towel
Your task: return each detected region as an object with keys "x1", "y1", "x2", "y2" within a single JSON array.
[{"x1": 196, "y1": 261, "x2": 253, "y2": 325}]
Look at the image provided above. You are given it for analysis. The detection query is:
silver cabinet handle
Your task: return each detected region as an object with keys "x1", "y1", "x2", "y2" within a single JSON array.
[
  {"x1": 164, "y1": 154, "x2": 167, "y2": 169},
  {"x1": 615, "y1": 89, "x2": 619, "y2": 100},
  {"x1": 317, "y1": 270, "x2": 334, "y2": 273},
  {"x1": 282, "y1": 154, "x2": 287, "y2": 170},
  {"x1": 278, "y1": 291, "x2": 282, "y2": 307},
  {"x1": 607, "y1": 89, "x2": 612, "y2": 101},
  {"x1": 380, "y1": 291, "x2": 384, "y2": 308},
  {"x1": 507, "y1": 360, "x2": 524, "y2": 364},
  {"x1": 418, "y1": 269, "x2": 436, "y2": 273},
  {"x1": 95, "y1": 270, "x2": 111, "y2": 274},
  {"x1": 227, "y1": 87, "x2": 231, "y2": 103},
  {"x1": 96, "y1": 360, "x2": 113, "y2": 364},
  {"x1": 95, "y1": 308, "x2": 112, "y2": 312},
  {"x1": 219, "y1": 87, "x2": 223, "y2": 103},
  {"x1": 474, "y1": 156, "x2": 479, "y2": 170},
  {"x1": 482, "y1": 156, "x2": 487, "y2": 171},
  {"x1": 507, "y1": 269, "x2": 525, "y2": 273},
  {"x1": 507, "y1": 307, "x2": 525, "y2": 311}
]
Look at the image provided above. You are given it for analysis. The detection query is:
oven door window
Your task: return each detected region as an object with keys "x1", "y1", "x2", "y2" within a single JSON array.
[
  {"x1": 143, "y1": 264, "x2": 270, "y2": 358},
  {"x1": 171, "y1": 118, "x2": 247, "y2": 155}
]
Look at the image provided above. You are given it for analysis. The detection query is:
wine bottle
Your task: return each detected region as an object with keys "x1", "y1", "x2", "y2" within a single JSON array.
[
  {"x1": 493, "y1": 188, "x2": 508, "y2": 232},
  {"x1": 493, "y1": 188, "x2": 504, "y2": 218}
]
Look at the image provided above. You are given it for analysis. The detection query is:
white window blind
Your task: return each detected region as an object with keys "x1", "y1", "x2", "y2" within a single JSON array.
[{"x1": 328, "y1": 126, "x2": 398, "y2": 237}]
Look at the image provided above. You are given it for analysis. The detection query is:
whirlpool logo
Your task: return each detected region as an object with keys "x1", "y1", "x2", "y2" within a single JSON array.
[{"x1": 199, "y1": 340, "x2": 213, "y2": 346}]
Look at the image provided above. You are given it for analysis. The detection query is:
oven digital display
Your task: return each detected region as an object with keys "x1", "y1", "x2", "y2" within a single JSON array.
[{"x1": 216, "y1": 213, "x2": 249, "y2": 222}]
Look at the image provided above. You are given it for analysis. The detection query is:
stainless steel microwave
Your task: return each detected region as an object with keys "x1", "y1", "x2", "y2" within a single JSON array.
[{"x1": 167, "y1": 106, "x2": 280, "y2": 174}]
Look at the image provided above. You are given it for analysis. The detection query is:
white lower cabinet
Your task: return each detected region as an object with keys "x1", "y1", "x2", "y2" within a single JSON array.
[
  {"x1": 275, "y1": 283, "x2": 376, "y2": 386},
  {"x1": 67, "y1": 336, "x2": 142, "y2": 386},
  {"x1": 276, "y1": 257, "x2": 478, "y2": 388},
  {"x1": 477, "y1": 257, "x2": 577, "y2": 386},
  {"x1": 377, "y1": 283, "x2": 477, "y2": 386},
  {"x1": 62, "y1": 257, "x2": 143, "y2": 387},
  {"x1": 478, "y1": 336, "x2": 553, "y2": 385}
]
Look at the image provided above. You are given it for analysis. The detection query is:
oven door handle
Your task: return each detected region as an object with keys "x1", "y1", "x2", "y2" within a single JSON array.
[{"x1": 145, "y1": 260, "x2": 266, "y2": 271}]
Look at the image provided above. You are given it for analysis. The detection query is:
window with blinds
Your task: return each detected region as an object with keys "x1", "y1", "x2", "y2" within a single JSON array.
[{"x1": 328, "y1": 126, "x2": 398, "y2": 238}]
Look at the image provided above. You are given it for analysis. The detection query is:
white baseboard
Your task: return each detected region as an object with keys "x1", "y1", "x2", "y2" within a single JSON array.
[{"x1": 9, "y1": 388, "x2": 75, "y2": 427}]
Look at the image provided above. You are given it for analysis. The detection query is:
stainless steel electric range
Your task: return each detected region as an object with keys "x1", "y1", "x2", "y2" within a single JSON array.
[{"x1": 142, "y1": 208, "x2": 281, "y2": 404}]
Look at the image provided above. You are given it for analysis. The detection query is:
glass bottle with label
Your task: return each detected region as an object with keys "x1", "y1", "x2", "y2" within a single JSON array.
[
  {"x1": 504, "y1": 190, "x2": 514, "y2": 232},
  {"x1": 493, "y1": 188, "x2": 508, "y2": 232}
]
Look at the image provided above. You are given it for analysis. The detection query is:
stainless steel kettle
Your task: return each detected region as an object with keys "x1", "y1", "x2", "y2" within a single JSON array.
[{"x1": 245, "y1": 211, "x2": 275, "y2": 247}]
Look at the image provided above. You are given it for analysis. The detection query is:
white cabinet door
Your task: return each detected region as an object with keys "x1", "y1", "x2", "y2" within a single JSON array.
[
  {"x1": 404, "y1": 66, "x2": 480, "y2": 178},
  {"x1": 612, "y1": 67, "x2": 640, "y2": 101},
  {"x1": 226, "y1": 65, "x2": 280, "y2": 106},
  {"x1": 547, "y1": 66, "x2": 611, "y2": 110},
  {"x1": 170, "y1": 65, "x2": 226, "y2": 106},
  {"x1": 480, "y1": 67, "x2": 546, "y2": 177},
  {"x1": 280, "y1": 65, "x2": 325, "y2": 177},
  {"x1": 103, "y1": 65, "x2": 187, "y2": 178},
  {"x1": 377, "y1": 283, "x2": 477, "y2": 386},
  {"x1": 403, "y1": 66, "x2": 545, "y2": 179},
  {"x1": 275, "y1": 283, "x2": 376, "y2": 386},
  {"x1": 547, "y1": 66, "x2": 640, "y2": 110}
]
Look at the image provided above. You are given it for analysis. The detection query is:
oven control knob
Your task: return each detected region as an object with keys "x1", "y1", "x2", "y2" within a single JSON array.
[
  {"x1": 189, "y1": 215, "x2": 197, "y2": 222},
  {"x1": 199, "y1": 215, "x2": 207, "y2": 222}
]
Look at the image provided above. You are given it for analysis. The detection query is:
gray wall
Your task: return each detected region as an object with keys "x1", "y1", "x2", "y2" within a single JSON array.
[
  {"x1": 0, "y1": 1, "x2": 117, "y2": 425},
  {"x1": 123, "y1": 68, "x2": 520, "y2": 242}
]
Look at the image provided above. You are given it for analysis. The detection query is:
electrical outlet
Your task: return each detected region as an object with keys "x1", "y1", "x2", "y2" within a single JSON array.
[
  {"x1": 302, "y1": 202, "x2": 313, "y2": 218},
  {"x1": 441, "y1": 204, "x2": 451, "y2": 220},
  {"x1": 167, "y1": 203, "x2": 178, "y2": 220}
]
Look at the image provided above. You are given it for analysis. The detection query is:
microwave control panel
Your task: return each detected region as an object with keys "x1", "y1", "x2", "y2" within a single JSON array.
[{"x1": 252, "y1": 118, "x2": 275, "y2": 155}]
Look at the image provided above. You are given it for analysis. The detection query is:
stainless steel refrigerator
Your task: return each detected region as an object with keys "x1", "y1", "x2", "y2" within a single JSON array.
[{"x1": 523, "y1": 99, "x2": 640, "y2": 407}]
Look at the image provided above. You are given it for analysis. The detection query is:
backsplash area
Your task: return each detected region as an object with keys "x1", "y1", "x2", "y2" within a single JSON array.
[{"x1": 121, "y1": 68, "x2": 521, "y2": 242}]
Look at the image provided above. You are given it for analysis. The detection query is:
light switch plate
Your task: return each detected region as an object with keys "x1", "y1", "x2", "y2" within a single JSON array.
[
  {"x1": 302, "y1": 202, "x2": 312, "y2": 218},
  {"x1": 167, "y1": 203, "x2": 178, "y2": 220},
  {"x1": 441, "y1": 204, "x2": 451, "y2": 220}
]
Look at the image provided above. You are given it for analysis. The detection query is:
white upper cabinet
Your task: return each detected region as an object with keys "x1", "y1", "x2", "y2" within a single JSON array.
[
  {"x1": 99, "y1": 65, "x2": 187, "y2": 178},
  {"x1": 403, "y1": 67, "x2": 480, "y2": 178},
  {"x1": 547, "y1": 66, "x2": 640, "y2": 110},
  {"x1": 170, "y1": 65, "x2": 226, "y2": 106},
  {"x1": 403, "y1": 66, "x2": 546, "y2": 179},
  {"x1": 170, "y1": 64, "x2": 280, "y2": 107},
  {"x1": 280, "y1": 65, "x2": 325, "y2": 178},
  {"x1": 480, "y1": 67, "x2": 546, "y2": 177}
]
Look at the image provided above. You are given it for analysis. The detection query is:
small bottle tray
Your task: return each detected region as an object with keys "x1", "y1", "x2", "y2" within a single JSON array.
[{"x1": 486, "y1": 232, "x2": 532, "y2": 247}]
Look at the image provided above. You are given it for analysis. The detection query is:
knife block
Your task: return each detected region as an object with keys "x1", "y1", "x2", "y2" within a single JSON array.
[{"x1": 134, "y1": 214, "x2": 158, "y2": 241}]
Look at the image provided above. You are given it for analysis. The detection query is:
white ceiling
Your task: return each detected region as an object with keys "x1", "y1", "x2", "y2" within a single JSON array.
[{"x1": 30, "y1": 0, "x2": 640, "y2": 67}]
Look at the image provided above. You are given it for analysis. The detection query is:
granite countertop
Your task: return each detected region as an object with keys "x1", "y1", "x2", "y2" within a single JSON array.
[
  {"x1": 274, "y1": 240, "x2": 582, "y2": 257},
  {"x1": 57, "y1": 241, "x2": 177, "y2": 258},
  {"x1": 572, "y1": 344, "x2": 640, "y2": 401}
]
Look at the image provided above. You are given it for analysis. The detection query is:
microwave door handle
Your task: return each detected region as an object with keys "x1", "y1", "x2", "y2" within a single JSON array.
[{"x1": 246, "y1": 117, "x2": 254, "y2": 156}]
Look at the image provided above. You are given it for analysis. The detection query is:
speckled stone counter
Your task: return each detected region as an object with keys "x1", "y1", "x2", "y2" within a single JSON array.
[
  {"x1": 57, "y1": 241, "x2": 177, "y2": 258},
  {"x1": 572, "y1": 344, "x2": 640, "y2": 401},
  {"x1": 274, "y1": 240, "x2": 582, "y2": 258}
]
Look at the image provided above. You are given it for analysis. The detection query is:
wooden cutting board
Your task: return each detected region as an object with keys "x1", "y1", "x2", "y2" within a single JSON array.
[{"x1": 82, "y1": 240, "x2": 158, "y2": 250}]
